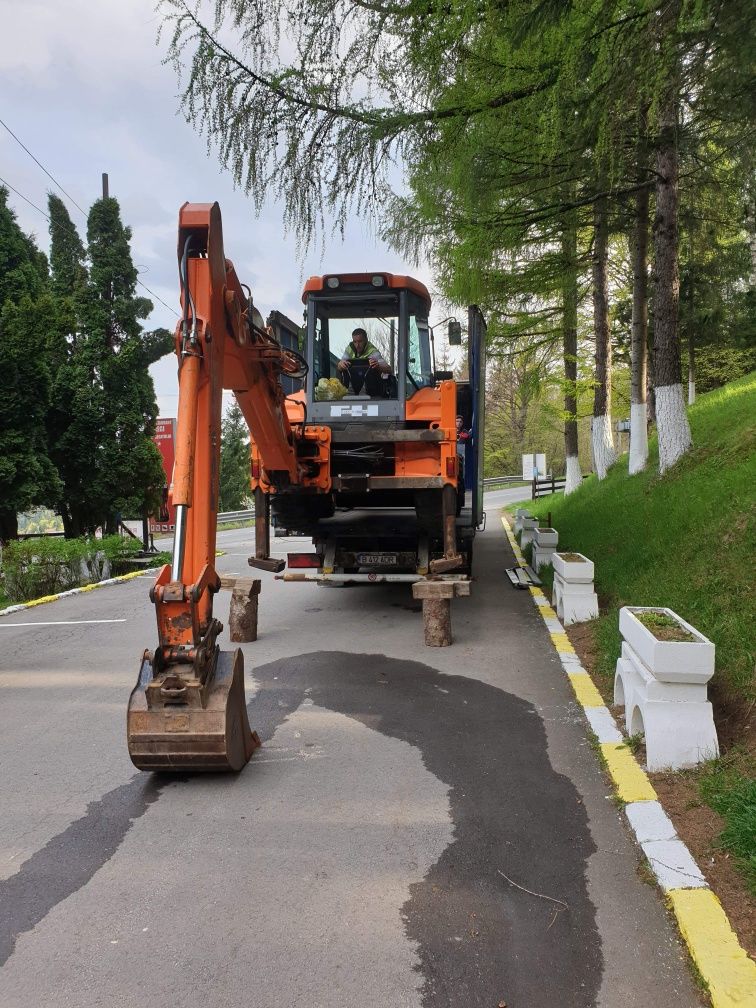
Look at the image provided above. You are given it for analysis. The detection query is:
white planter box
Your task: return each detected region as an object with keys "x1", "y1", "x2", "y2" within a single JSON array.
[
  {"x1": 553, "y1": 552, "x2": 594, "y2": 583},
  {"x1": 514, "y1": 509, "x2": 532, "y2": 535},
  {"x1": 619, "y1": 607, "x2": 715, "y2": 685},
  {"x1": 533, "y1": 527, "x2": 558, "y2": 548},
  {"x1": 519, "y1": 518, "x2": 539, "y2": 549}
]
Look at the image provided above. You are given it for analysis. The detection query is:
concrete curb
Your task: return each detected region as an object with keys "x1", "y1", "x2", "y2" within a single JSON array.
[
  {"x1": 0, "y1": 568, "x2": 161, "y2": 618},
  {"x1": 501, "y1": 514, "x2": 756, "y2": 1008}
]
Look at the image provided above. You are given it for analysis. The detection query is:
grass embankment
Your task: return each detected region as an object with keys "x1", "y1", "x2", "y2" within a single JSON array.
[{"x1": 516, "y1": 372, "x2": 756, "y2": 894}]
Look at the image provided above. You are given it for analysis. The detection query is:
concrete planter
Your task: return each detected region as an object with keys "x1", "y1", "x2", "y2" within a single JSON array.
[
  {"x1": 514, "y1": 509, "x2": 532, "y2": 535},
  {"x1": 619, "y1": 607, "x2": 715, "y2": 685},
  {"x1": 552, "y1": 552, "x2": 594, "y2": 583},
  {"x1": 519, "y1": 517, "x2": 539, "y2": 550},
  {"x1": 533, "y1": 527, "x2": 558, "y2": 548}
]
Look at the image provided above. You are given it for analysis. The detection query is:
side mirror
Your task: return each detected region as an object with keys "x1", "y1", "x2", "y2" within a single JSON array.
[{"x1": 448, "y1": 320, "x2": 462, "y2": 346}]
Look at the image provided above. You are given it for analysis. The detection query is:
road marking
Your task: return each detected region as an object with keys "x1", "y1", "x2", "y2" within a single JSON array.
[{"x1": 0, "y1": 619, "x2": 127, "y2": 627}]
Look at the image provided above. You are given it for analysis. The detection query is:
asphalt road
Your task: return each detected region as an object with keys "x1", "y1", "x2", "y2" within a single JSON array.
[{"x1": 0, "y1": 499, "x2": 699, "y2": 1008}]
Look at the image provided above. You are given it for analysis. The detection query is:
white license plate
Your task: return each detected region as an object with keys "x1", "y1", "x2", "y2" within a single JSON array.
[{"x1": 357, "y1": 553, "x2": 397, "y2": 565}]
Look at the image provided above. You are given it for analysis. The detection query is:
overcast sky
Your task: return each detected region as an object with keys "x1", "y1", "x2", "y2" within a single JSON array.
[{"x1": 1, "y1": 0, "x2": 444, "y2": 417}]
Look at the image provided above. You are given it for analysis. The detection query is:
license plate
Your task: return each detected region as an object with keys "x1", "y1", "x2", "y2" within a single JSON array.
[{"x1": 357, "y1": 553, "x2": 397, "y2": 565}]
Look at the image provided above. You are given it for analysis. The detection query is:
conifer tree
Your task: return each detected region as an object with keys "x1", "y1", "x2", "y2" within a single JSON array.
[
  {"x1": 219, "y1": 403, "x2": 251, "y2": 512},
  {"x1": 78, "y1": 197, "x2": 172, "y2": 532},
  {"x1": 0, "y1": 189, "x2": 59, "y2": 540}
]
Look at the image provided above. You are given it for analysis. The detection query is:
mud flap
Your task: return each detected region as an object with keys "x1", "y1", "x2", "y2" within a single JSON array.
[{"x1": 127, "y1": 648, "x2": 260, "y2": 772}]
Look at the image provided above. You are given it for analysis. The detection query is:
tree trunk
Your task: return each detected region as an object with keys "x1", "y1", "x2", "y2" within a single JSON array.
[
  {"x1": 561, "y1": 221, "x2": 582, "y2": 494},
  {"x1": 591, "y1": 195, "x2": 617, "y2": 479},
  {"x1": 688, "y1": 327, "x2": 696, "y2": 405},
  {"x1": 630, "y1": 108, "x2": 650, "y2": 475},
  {"x1": 652, "y1": 0, "x2": 691, "y2": 473},
  {"x1": 0, "y1": 510, "x2": 19, "y2": 543}
]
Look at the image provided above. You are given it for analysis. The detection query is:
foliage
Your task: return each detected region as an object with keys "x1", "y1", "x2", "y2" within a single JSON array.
[
  {"x1": 0, "y1": 189, "x2": 59, "y2": 540},
  {"x1": 219, "y1": 403, "x2": 252, "y2": 511},
  {"x1": 0, "y1": 534, "x2": 142, "y2": 603}
]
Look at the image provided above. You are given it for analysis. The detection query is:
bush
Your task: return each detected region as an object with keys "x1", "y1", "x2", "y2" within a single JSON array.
[
  {"x1": 0, "y1": 534, "x2": 142, "y2": 604},
  {"x1": 1, "y1": 537, "x2": 81, "y2": 601}
]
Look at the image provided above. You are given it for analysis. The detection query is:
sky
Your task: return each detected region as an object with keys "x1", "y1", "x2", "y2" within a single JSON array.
[{"x1": 0, "y1": 0, "x2": 444, "y2": 418}]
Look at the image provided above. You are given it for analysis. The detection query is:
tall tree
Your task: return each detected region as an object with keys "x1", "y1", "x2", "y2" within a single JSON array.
[
  {"x1": 652, "y1": 0, "x2": 691, "y2": 474},
  {"x1": 629, "y1": 107, "x2": 650, "y2": 475},
  {"x1": 0, "y1": 189, "x2": 59, "y2": 540},
  {"x1": 219, "y1": 403, "x2": 252, "y2": 512},
  {"x1": 80, "y1": 197, "x2": 172, "y2": 531},
  {"x1": 46, "y1": 194, "x2": 97, "y2": 537}
]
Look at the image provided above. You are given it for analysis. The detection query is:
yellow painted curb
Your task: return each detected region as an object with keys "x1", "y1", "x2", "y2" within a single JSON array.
[
  {"x1": 568, "y1": 672, "x2": 605, "y2": 709},
  {"x1": 668, "y1": 889, "x2": 756, "y2": 1007},
  {"x1": 550, "y1": 631, "x2": 575, "y2": 653},
  {"x1": 0, "y1": 567, "x2": 159, "y2": 618},
  {"x1": 600, "y1": 743, "x2": 657, "y2": 802}
]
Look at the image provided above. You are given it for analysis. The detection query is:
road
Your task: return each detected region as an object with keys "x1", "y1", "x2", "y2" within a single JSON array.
[{"x1": 0, "y1": 496, "x2": 699, "y2": 1008}]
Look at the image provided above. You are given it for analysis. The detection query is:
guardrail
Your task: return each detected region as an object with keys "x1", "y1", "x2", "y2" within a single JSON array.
[
  {"x1": 217, "y1": 508, "x2": 256, "y2": 524},
  {"x1": 482, "y1": 476, "x2": 524, "y2": 487}
]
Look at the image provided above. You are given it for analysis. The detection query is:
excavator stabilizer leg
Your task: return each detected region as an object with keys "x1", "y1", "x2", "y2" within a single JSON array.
[{"x1": 127, "y1": 648, "x2": 260, "y2": 772}]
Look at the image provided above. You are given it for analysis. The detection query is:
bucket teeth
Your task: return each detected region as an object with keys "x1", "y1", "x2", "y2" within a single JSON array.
[{"x1": 127, "y1": 648, "x2": 259, "y2": 772}]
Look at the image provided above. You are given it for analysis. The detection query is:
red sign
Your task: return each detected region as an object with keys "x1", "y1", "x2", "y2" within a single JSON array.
[{"x1": 150, "y1": 417, "x2": 177, "y2": 533}]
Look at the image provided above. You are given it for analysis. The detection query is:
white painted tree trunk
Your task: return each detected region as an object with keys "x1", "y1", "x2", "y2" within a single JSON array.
[
  {"x1": 688, "y1": 379, "x2": 696, "y2": 405},
  {"x1": 628, "y1": 403, "x2": 648, "y2": 475},
  {"x1": 564, "y1": 454, "x2": 582, "y2": 495},
  {"x1": 591, "y1": 414, "x2": 617, "y2": 480},
  {"x1": 656, "y1": 384, "x2": 692, "y2": 473}
]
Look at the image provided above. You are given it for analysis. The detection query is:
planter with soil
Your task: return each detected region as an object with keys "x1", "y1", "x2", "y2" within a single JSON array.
[{"x1": 619, "y1": 606, "x2": 715, "y2": 685}]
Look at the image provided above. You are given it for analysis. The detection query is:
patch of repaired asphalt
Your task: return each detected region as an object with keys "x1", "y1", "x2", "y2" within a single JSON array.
[
  {"x1": 0, "y1": 651, "x2": 601, "y2": 1007},
  {"x1": 250, "y1": 651, "x2": 602, "y2": 1008}
]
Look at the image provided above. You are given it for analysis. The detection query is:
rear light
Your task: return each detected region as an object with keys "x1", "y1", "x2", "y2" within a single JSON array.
[
  {"x1": 287, "y1": 553, "x2": 323, "y2": 569},
  {"x1": 251, "y1": 461, "x2": 260, "y2": 479},
  {"x1": 446, "y1": 457, "x2": 457, "y2": 477},
  {"x1": 326, "y1": 277, "x2": 340, "y2": 289},
  {"x1": 371, "y1": 275, "x2": 385, "y2": 287}
]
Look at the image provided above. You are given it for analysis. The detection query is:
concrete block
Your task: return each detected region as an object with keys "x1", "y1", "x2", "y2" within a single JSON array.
[
  {"x1": 552, "y1": 571, "x2": 598, "y2": 625},
  {"x1": 614, "y1": 639, "x2": 719, "y2": 771}
]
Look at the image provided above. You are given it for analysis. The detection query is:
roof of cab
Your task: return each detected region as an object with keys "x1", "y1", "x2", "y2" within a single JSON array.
[{"x1": 301, "y1": 272, "x2": 431, "y2": 305}]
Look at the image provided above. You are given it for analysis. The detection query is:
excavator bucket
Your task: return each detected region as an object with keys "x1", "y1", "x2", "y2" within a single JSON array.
[{"x1": 127, "y1": 648, "x2": 260, "y2": 772}]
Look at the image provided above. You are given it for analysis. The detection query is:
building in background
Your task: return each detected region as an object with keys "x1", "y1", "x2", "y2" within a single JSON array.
[{"x1": 150, "y1": 417, "x2": 177, "y2": 534}]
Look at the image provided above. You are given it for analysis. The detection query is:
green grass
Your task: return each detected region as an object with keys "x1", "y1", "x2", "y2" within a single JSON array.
[
  {"x1": 513, "y1": 372, "x2": 756, "y2": 895},
  {"x1": 523, "y1": 372, "x2": 756, "y2": 701},
  {"x1": 698, "y1": 751, "x2": 756, "y2": 896}
]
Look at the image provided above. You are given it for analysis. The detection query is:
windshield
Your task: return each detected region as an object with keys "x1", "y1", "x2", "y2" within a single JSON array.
[{"x1": 310, "y1": 297, "x2": 399, "y2": 400}]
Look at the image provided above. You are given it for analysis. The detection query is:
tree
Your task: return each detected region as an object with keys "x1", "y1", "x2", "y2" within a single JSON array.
[
  {"x1": 219, "y1": 403, "x2": 251, "y2": 512},
  {"x1": 75, "y1": 197, "x2": 172, "y2": 532},
  {"x1": 0, "y1": 189, "x2": 59, "y2": 540}
]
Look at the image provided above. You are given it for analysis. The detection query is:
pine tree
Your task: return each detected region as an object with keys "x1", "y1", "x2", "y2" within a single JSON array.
[
  {"x1": 219, "y1": 403, "x2": 251, "y2": 512},
  {"x1": 79, "y1": 197, "x2": 172, "y2": 531},
  {"x1": 0, "y1": 189, "x2": 60, "y2": 540}
]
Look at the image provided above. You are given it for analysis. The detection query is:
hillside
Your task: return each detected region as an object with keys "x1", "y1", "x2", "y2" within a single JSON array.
[
  {"x1": 517, "y1": 373, "x2": 756, "y2": 904},
  {"x1": 524, "y1": 372, "x2": 755, "y2": 713}
]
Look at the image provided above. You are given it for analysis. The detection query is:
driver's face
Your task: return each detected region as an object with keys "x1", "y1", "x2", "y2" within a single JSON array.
[{"x1": 353, "y1": 333, "x2": 367, "y2": 352}]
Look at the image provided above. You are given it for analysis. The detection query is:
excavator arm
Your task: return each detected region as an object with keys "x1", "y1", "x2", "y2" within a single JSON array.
[{"x1": 127, "y1": 202, "x2": 307, "y2": 771}]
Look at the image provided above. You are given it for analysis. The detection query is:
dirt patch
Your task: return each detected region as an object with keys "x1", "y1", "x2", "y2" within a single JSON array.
[
  {"x1": 652, "y1": 772, "x2": 756, "y2": 960},
  {"x1": 565, "y1": 619, "x2": 756, "y2": 962}
]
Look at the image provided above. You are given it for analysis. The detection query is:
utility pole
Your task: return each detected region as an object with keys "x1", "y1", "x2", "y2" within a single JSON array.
[{"x1": 102, "y1": 173, "x2": 109, "y2": 199}]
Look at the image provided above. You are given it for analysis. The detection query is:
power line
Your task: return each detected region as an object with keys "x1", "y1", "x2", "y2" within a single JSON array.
[
  {"x1": 0, "y1": 118, "x2": 178, "y2": 318},
  {"x1": 137, "y1": 277, "x2": 179, "y2": 317},
  {"x1": 0, "y1": 175, "x2": 50, "y2": 220},
  {"x1": 0, "y1": 116, "x2": 86, "y2": 214}
]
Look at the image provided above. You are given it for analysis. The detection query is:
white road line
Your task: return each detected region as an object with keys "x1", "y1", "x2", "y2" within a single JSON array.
[{"x1": 0, "y1": 619, "x2": 128, "y2": 627}]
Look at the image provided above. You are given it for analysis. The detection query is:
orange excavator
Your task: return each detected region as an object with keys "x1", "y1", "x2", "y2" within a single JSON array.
[{"x1": 127, "y1": 203, "x2": 486, "y2": 772}]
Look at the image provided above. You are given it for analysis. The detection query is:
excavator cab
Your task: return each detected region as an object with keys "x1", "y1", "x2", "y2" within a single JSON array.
[{"x1": 304, "y1": 273, "x2": 434, "y2": 423}]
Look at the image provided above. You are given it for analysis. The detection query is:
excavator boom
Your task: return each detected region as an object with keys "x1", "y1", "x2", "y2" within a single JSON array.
[{"x1": 127, "y1": 202, "x2": 306, "y2": 771}]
